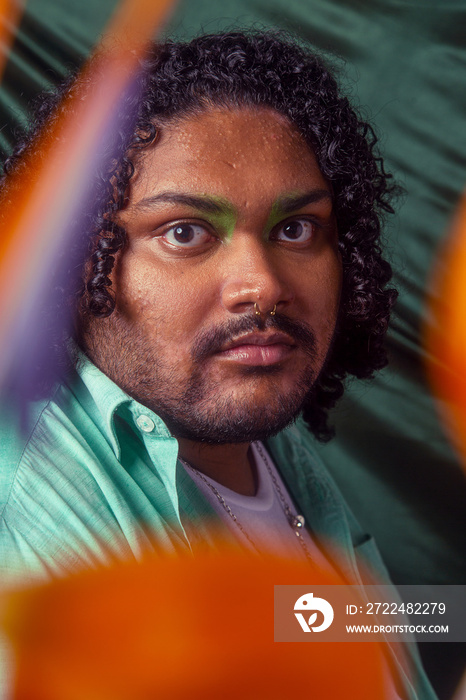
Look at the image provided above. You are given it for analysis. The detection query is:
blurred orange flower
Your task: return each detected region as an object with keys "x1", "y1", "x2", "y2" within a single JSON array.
[
  {"x1": 0, "y1": 0, "x2": 24, "y2": 80},
  {"x1": 425, "y1": 193, "x2": 466, "y2": 469},
  {"x1": 2, "y1": 549, "x2": 390, "y2": 700}
]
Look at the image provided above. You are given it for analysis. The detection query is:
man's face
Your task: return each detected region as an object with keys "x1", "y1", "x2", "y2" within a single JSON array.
[{"x1": 81, "y1": 107, "x2": 342, "y2": 443}]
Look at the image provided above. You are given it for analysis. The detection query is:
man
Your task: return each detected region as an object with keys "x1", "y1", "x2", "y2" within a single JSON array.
[
  {"x1": 1, "y1": 29, "x2": 397, "y2": 572},
  {"x1": 0, "y1": 31, "x2": 436, "y2": 698}
]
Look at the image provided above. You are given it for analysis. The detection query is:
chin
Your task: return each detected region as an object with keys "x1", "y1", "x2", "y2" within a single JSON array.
[
  {"x1": 157, "y1": 392, "x2": 307, "y2": 445},
  {"x1": 166, "y1": 414, "x2": 300, "y2": 445}
]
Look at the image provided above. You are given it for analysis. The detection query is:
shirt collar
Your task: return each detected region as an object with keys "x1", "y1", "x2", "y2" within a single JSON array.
[{"x1": 73, "y1": 346, "x2": 172, "y2": 459}]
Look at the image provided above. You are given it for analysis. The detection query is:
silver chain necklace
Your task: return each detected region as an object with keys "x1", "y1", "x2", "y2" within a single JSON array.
[{"x1": 179, "y1": 441, "x2": 315, "y2": 565}]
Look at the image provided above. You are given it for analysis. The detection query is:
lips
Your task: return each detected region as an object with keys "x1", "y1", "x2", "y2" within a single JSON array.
[{"x1": 216, "y1": 332, "x2": 296, "y2": 366}]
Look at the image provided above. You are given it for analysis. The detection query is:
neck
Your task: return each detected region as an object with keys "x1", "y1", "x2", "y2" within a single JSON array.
[{"x1": 177, "y1": 439, "x2": 257, "y2": 496}]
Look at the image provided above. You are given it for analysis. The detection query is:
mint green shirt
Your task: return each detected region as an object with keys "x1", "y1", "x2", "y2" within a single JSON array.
[
  {"x1": 0, "y1": 353, "x2": 381, "y2": 586},
  {"x1": 0, "y1": 354, "x2": 436, "y2": 700}
]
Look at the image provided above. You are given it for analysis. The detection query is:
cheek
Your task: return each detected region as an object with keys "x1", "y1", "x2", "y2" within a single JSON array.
[
  {"x1": 115, "y1": 263, "x2": 162, "y2": 323},
  {"x1": 304, "y1": 252, "x2": 342, "y2": 334},
  {"x1": 114, "y1": 251, "x2": 214, "y2": 344}
]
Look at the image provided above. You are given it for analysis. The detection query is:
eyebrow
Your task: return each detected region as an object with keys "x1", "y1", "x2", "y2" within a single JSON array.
[
  {"x1": 135, "y1": 192, "x2": 235, "y2": 215},
  {"x1": 275, "y1": 190, "x2": 333, "y2": 215}
]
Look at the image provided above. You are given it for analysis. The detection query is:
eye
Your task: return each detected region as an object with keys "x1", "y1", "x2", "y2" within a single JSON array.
[
  {"x1": 272, "y1": 219, "x2": 314, "y2": 244},
  {"x1": 163, "y1": 223, "x2": 213, "y2": 248}
]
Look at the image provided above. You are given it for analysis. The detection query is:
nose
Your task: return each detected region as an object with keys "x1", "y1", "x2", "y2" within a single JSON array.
[{"x1": 220, "y1": 234, "x2": 294, "y2": 316}]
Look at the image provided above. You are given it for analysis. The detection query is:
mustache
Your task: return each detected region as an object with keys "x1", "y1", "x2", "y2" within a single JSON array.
[{"x1": 191, "y1": 312, "x2": 317, "y2": 363}]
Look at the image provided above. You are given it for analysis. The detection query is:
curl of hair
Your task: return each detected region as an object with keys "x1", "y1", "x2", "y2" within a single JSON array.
[{"x1": 1, "y1": 31, "x2": 398, "y2": 440}]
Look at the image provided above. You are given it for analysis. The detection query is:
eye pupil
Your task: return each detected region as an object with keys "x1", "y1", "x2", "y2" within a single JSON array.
[
  {"x1": 173, "y1": 225, "x2": 194, "y2": 243},
  {"x1": 283, "y1": 221, "x2": 303, "y2": 239}
]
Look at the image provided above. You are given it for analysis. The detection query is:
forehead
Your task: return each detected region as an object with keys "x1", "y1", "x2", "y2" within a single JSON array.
[{"x1": 127, "y1": 107, "x2": 327, "y2": 206}]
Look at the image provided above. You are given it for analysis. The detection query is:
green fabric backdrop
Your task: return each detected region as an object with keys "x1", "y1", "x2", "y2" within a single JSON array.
[{"x1": 1, "y1": 1, "x2": 465, "y2": 696}]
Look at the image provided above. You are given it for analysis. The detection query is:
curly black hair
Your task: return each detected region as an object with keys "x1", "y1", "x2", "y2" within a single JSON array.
[{"x1": 2, "y1": 31, "x2": 397, "y2": 440}]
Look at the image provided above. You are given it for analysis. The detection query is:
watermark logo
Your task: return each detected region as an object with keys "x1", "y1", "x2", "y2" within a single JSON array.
[
  {"x1": 294, "y1": 592, "x2": 334, "y2": 633},
  {"x1": 275, "y1": 585, "x2": 462, "y2": 642}
]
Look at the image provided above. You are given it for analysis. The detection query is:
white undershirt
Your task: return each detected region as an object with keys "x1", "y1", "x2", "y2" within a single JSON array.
[{"x1": 183, "y1": 441, "x2": 335, "y2": 572}]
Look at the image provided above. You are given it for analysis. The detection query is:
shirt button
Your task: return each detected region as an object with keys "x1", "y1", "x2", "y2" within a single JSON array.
[{"x1": 136, "y1": 415, "x2": 155, "y2": 433}]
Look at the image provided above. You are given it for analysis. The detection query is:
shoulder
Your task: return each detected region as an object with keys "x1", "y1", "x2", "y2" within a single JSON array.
[
  {"x1": 0, "y1": 379, "x2": 130, "y2": 585},
  {"x1": 0, "y1": 377, "x2": 108, "y2": 510},
  {"x1": 0, "y1": 392, "x2": 54, "y2": 512}
]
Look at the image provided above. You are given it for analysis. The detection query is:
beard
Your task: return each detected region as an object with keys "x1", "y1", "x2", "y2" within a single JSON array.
[
  {"x1": 155, "y1": 364, "x2": 317, "y2": 444},
  {"x1": 81, "y1": 312, "x2": 327, "y2": 445}
]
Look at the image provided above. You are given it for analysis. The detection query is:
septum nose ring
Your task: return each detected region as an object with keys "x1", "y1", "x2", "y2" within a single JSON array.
[{"x1": 254, "y1": 302, "x2": 276, "y2": 317}]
